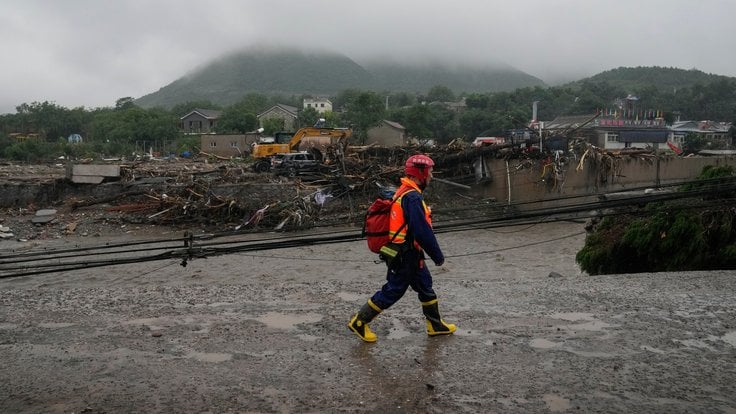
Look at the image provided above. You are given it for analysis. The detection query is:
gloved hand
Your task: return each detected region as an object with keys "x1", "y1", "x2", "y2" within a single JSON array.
[{"x1": 434, "y1": 258, "x2": 444, "y2": 266}]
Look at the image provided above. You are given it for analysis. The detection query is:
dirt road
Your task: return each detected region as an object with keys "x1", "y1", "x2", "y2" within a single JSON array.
[{"x1": 1, "y1": 221, "x2": 735, "y2": 413}]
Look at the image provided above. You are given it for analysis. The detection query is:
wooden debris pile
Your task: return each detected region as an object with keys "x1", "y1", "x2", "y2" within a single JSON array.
[{"x1": 61, "y1": 142, "x2": 672, "y2": 232}]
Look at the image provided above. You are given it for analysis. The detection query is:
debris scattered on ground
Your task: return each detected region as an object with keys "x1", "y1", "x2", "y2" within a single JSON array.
[{"x1": 0, "y1": 142, "x2": 690, "y2": 242}]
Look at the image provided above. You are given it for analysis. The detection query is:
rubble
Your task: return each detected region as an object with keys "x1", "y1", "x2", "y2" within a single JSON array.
[{"x1": 0, "y1": 142, "x2": 723, "y2": 242}]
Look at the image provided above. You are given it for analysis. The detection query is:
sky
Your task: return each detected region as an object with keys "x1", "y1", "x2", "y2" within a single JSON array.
[{"x1": 2, "y1": 0, "x2": 735, "y2": 115}]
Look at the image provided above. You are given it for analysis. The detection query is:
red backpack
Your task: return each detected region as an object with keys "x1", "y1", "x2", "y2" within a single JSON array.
[{"x1": 362, "y1": 189, "x2": 411, "y2": 253}]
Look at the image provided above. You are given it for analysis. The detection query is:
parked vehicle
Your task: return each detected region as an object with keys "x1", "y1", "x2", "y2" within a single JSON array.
[
  {"x1": 272, "y1": 152, "x2": 320, "y2": 177},
  {"x1": 251, "y1": 125, "x2": 352, "y2": 172}
]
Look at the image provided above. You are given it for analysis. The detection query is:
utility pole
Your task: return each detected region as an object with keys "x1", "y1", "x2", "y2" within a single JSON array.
[{"x1": 654, "y1": 142, "x2": 660, "y2": 188}]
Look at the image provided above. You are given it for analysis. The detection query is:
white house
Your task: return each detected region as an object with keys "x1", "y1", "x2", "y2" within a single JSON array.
[{"x1": 303, "y1": 98, "x2": 332, "y2": 114}]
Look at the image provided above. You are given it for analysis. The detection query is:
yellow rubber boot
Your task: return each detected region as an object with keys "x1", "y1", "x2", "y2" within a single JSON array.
[
  {"x1": 422, "y1": 299, "x2": 457, "y2": 336},
  {"x1": 348, "y1": 300, "x2": 382, "y2": 342}
]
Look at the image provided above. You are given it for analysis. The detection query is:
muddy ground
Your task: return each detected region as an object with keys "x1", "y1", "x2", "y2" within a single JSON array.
[{"x1": 1, "y1": 220, "x2": 735, "y2": 413}]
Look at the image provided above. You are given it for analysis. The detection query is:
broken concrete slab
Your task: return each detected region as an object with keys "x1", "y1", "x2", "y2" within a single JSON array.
[
  {"x1": 69, "y1": 164, "x2": 120, "y2": 184},
  {"x1": 31, "y1": 209, "x2": 58, "y2": 224},
  {"x1": 0, "y1": 225, "x2": 13, "y2": 239},
  {"x1": 71, "y1": 175, "x2": 105, "y2": 184}
]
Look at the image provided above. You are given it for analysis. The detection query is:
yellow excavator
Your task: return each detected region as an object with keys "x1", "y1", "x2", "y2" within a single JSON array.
[{"x1": 251, "y1": 125, "x2": 352, "y2": 172}]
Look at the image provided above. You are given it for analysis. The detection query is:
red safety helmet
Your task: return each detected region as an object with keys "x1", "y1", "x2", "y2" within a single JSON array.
[{"x1": 405, "y1": 154, "x2": 435, "y2": 182}]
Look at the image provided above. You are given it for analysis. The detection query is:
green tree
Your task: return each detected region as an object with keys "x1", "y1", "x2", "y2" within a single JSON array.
[
  {"x1": 115, "y1": 97, "x2": 136, "y2": 110},
  {"x1": 233, "y1": 93, "x2": 272, "y2": 115},
  {"x1": 387, "y1": 92, "x2": 416, "y2": 108},
  {"x1": 458, "y1": 108, "x2": 497, "y2": 138},
  {"x1": 90, "y1": 106, "x2": 179, "y2": 157},
  {"x1": 464, "y1": 93, "x2": 490, "y2": 110},
  {"x1": 426, "y1": 85, "x2": 455, "y2": 103},
  {"x1": 394, "y1": 105, "x2": 432, "y2": 141},
  {"x1": 261, "y1": 117, "x2": 286, "y2": 135},
  {"x1": 298, "y1": 107, "x2": 320, "y2": 128},
  {"x1": 4, "y1": 139, "x2": 55, "y2": 162},
  {"x1": 217, "y1": 107, "x2": 258, "y2": 134},
  {"x1": 13, "y1": 101, "x2": 90, "y2": 143},
  {"x1": 683, "y1": 132, "x2": 708, "y2": 153},
  {"x1": 340, "y1": 91, "x2": 385, "y2": 144},
  {"x1": 321, "y1": 111, "x2": 341, "y2": 128},
  {"x1": 426, "y1": 105, "x2": 458, "y2": 144}
]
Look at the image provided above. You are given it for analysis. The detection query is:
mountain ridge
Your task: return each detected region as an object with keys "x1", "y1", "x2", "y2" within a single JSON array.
[
  {"x1": 134, "y1": 48, "x2": 547, "y2": 109},
  {"x1": 135, "y1": 48, "x2": 735, "y2": 110}
]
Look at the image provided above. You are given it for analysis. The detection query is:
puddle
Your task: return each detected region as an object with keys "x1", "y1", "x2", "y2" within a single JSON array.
[
  {"x1": 673, "y1": 338, "x2": 716, "y2": 351},
  {"x1": 455, "y1": 329, "x2": 482, "y2": 337},
  {"x1": 336, "y1": 291, "x2": 364, "y2": 302},
  {"x1": 530, "y1": 338, "x2": 562, "y2": 349},
  {"x1": 38, "y1": 322, "x2": 76, "y2": 328},
  {"x1": 254, "y1": 312, "x2": 322, "y2": 331},
  {"x1": 386, "y1": 319, "x2": 411, "y2": 339},
  {"x1": 559, "y1": 320, "x2": 615, "y2": 332},
  {"x1": 543, "y1": 394, "x2": 571, "y2": 412},
  {"x1": 208, "y1": 302, "x2": 234, "y2": 308},
  {"x1": 641, "y1": 345, "x2": 667, "y2": 354},
  {"x1": 550, "y1": 312, "x2": 594, "y2": 321},
  {"x1": 566, "y1": 349, "x2": 617, "y2": 358},
  {"x1": 185, "y1": 351, "x2": 232, "y2": 363},
  {"x1": 242, "y1": 350, "x2": 278, "y2": 358},
  {"x1": 722, "y1": 331, "x2": 736, "y2": 347},
  {"x1": 297, "y1": 334, "x2": 319, "y2": 342},
  {"x1": 123, "y1": 317, "x2": 168, "y2": 331}
]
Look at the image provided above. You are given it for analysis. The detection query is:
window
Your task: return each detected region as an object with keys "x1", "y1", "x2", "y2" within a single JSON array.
[
  {"x1": 209, "y1": 141, "x2": 217, "y2": 147},
  {"x1": 230, "y1": 142, "x2": 238, "y2": 147},
  {"x1": 606, "y1": 133, "x2": 619, "y2": 143}
]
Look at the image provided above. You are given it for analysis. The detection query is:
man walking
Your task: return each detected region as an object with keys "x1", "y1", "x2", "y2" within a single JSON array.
[{"x1": 349, "y1": 154, "x2": 456, "y2": 342}]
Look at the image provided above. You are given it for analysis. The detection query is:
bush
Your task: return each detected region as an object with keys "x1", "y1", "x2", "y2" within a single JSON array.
[
  {"x1": 3, "y1": 139, "x2": 56, "y2": 162},
  {"x1": 577, "y1": 165, "x2": 736, "y2": 275}
]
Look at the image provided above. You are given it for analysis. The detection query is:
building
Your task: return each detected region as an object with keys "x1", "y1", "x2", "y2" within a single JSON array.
[
  {"x1": 180, "y1": 108, "x2": 222, "y2": 134},
  {"x1": 257, "y1": 104, "x2": 299, "y2": 131},
  {"x1": 669, "y1": 120, "x2": 733, "y2": 148},
  {"x1": 429, "y1": 97, "x2": 467, "y2": 114},
  {"x1": 303, "y1": 98, "x2": 332, "y2": 114},
  {"x1": 545, "y1": 114, "x2": 669, "y2": 150},
  {"x1": 366, "y1": 120, "x2": 407, "y2": 147},
  {"x1": 200, "y1": 133, "x2": 262, "y2": 158}
]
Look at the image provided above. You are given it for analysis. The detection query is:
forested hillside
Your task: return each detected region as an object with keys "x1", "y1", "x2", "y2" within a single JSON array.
[
  {"x1": 570, "y1": 66, "x2": 733, "y2": 93},
  {"x1": 2, "y1": 61, "x2": 734, "y2": 163},
  {"x1": 552, "y1": 67, "x2": 736, "y2": 121},
  {"x1": 135, "y1": 49, "x2": 546, "y2": 109}
]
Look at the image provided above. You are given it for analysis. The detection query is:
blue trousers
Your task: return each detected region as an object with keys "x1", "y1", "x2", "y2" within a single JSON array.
[{"x1": 370, "y1": 250, "x2": 437, "y2": 310}]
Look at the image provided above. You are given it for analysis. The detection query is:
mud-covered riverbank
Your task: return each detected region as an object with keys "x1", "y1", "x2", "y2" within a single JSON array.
[{"x1": 1, "y1": 221, "x2": 735, "y2": 413}]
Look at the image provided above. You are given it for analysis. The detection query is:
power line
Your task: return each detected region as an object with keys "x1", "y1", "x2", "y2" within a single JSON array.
[{"x1": 1, "y1": 176, "x2": 734, "y2": 278}]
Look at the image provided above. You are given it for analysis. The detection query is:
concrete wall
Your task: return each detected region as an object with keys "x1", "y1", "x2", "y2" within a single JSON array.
[
  {"x1": 200, "y1": 133, "x2": 261, "y2": 158},
  {"x1": 471, "y1": 155, "x2": 736, "y2": 207},
  {"x1": 366, "y1": 124, "x2": 405, "y2": 147}
]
